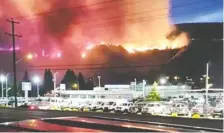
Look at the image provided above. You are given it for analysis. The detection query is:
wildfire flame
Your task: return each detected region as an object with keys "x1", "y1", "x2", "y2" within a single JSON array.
[
  {"x1": 0, "y1": 0, "x2": 190, "y2": 60},
  {"x1": 83, "y1": 30, "x2": 189, "y2": 54}
]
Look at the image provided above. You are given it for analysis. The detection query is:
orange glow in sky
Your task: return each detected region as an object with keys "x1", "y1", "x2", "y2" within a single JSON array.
[{"x1": 81, "y1": 52, "x2": 86, "y2": 59}]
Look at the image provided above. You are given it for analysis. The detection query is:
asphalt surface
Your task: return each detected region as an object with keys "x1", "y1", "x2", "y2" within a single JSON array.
[
  {"x1": 0, "y1": 108, "x2": 80, "y2": 122},
  {"x1": 0, "y1": 108, "x2": 223, "y2": 132}
]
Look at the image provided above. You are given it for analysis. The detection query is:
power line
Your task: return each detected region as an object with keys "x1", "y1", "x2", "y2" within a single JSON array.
[
  {"x1": 27, "y1": 61, "x2": 156, "y2": 68},
  {"x1": 27, "y1": 63, "x2": 167, "y2": 70}
]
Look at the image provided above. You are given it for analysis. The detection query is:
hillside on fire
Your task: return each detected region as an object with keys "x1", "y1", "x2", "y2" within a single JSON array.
[{"x1": 82, "y1": 23, "x2": 223, "y2": 87}]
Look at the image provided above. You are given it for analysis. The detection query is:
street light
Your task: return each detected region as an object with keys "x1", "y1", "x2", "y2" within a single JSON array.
[
  {"x1": 73, "y1": 83, "x2": 78, "y2": 90},
  {"x1": 97, "y1": 76, "x2": 101, "y2": 87},
  {"x1": 205, "y1": 61, "x2": 211, "y2": 117},
  {"x1": 174, "y1": 76, "x2": 179, "y2": 80},
  {"x1": 16, "y1": 53, "x2": 34, "y2": 64},
  {"x1": 5, "y1": 74, "x2": 9, "y2": 99},
  {"x1": 0, "y1": 75, "x2": 6, "y2": 98},
  {"x1": 81, "y1": 52, "x2": 86, "y2": 59},
  {"x1": 208, "y1": 84, "x2": 213, "y2": 88},
  {"x1": 13, "y1": 53, "x2": 34, "y2": 108},
  {"x1": 159, "y1": 77, "x2": 167, "y2": 98},
  {"x1": 33, "y1": 76, "x2": 40, "y2": 98},
  {"x1": 53, "y1": 72, "x2": 57, "y2": 98},
  {"x1": 134, "y1": 78, "x2": 137, "y2": 91},
  {"x1": 159, "y1": 78, "x2": 167, "y2": 85},
  {"x1": 5, "y1": 87, "x2": 11, "y2": 106}
]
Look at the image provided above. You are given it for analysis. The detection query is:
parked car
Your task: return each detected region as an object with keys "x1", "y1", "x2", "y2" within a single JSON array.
[
  {"x1": 212, "y1": 104, "x2": 223, "y2": 118},
  {"x1": 191, "y1": 104, "x2": 214, "y2": 116},
  {"x1": 101, "y1": 101, "x2": 116, "y2": 112},
  {"x1": 171, "y1": 102, "x2": 189, "y2": 116},
  {"x1": 78, "y1": 102, "x2": 90, "y2": 111},
  {"x1": 130, "y1": 102, "x2": 148, "y2": 114},
  {"x1": 188, "y1": 102, "x2": 198, "y2": 110},
  {"x1": 87, "y1": 101, "x2": 103, "y2": 111},
  {"x1": 141, "y1": 102, "x2": 166, "y2": 115},
  {"x1": 162, "y1": 102, "x2": 173, "y2": 115},
  {"x1": 115, "y1": 102, "x2": 134, "y2": 113}
]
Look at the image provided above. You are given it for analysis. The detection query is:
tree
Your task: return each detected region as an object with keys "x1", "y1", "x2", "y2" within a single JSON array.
[
  {"x1": 145, "y1": 82, "x2": 161, "y2": 101},
  {"x1": 61, "y1": 69, "x2": 77, "y2": 90},
  {"x1": 42, "y1": 69, "x2": 54, "y2": 95},
  {"x1": 85, "y1": 78, "x2": 94, "y2": 90},
  {"x1": 78, "y1": 72, "x2": 86, "y2": 90},
  {"x1": 22, "y1": 70, "x2": 30, "y2": 82},
  {"x1": 47, "y1": 69, "x2": 54, "y2": 92}
]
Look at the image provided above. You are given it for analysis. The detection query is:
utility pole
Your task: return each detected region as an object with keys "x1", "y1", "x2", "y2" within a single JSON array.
[
  {"x1": 205, "y1": 62, "x2": 209, "y2": 105},
  {"x1": 6, "y1": 18, "x2": 22, "y2": 108},
  {"x1": 204, "y1": 61, "x2": 210, "y2": 117}
]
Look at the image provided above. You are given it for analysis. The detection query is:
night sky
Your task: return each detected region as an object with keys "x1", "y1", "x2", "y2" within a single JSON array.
[{"x1": 170, "y1": 0, "x2": 223, "y2": 23}]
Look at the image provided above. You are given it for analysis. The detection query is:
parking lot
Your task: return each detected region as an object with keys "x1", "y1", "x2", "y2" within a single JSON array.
[{"x1": 1, "y1": 94, "x2": 222, "y2": 119}]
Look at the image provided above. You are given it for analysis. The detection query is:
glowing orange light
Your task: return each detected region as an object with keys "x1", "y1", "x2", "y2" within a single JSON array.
[
  {"x1": 100, "y1": 41, "x2": 105, "y2": 45},
  {"x1": 127, "y1": 49, "x2": 135, "y2": 53},
  {"x1": 56, "y1": 52, "x2": 61, "y2": 58},
  {"x1": 81, "y1": 52, "x2": 86, "y2": 58},
  {"x1": 26, "y1": 53, "x2": 33, "y2": 59}
]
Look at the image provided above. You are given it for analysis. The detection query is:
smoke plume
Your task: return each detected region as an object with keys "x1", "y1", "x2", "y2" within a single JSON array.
[{"x1": 0, "y1": 0, "x2": 189, "y2": 57}]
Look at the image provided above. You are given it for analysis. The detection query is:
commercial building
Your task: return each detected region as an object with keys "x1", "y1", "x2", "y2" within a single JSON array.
[{"x1": 56, "y1": 81, "x2": 192, "y2": 101}]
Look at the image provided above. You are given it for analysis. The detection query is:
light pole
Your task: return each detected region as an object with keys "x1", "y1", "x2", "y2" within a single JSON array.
[
  {"x1": 53, "y1": 72, "x2": 57, "y2": 98},
  {"x1": 205, "y1": 61, "x2": 210, "y2": 117},
  {"x1": 97, "y1": 76, "x2": 101, "y2": 88},
  {"x1": 159, "y1": 77, "x2": 167, "y2": 98},
  {"x1": 5, "y1": 74, "x2": 9, "y2": 98},
  {"x1": 33, "y1": 76, "x2": 40, "y2": 98},
  {"x1": 134, "y1": 78, "x2": 137, "y2": 91},
  {"x1": 205, "y1": 62, "x2": 210, "y2": 104},
  {"x1": 142, "y1": 80, "x2": 146, "y2": 98},
  {"x1": 6, "y1": 88, "x2": 11, "y2": 106},
  {"x1": 16, "y1": 53, "x2": 33, "y2": 64},
  {"x1": 0, "y1": 75, "x2": 6, "y2": 98}
]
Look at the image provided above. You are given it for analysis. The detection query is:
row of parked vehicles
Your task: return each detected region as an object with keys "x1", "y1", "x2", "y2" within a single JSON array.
[
  {"x1": 2, "y1": 96, "x2": 223, "y2": 118},
  {"x1": 53, "y1": 97, "x2": 223, "y2": 118}
]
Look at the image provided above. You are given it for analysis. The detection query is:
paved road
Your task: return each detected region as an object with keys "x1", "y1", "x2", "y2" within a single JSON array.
[
  {"x1": 0, "y1": 108, "x2": 82, "y2": 122},
  {"x1": 0, "y1": 108, "x2": 223, "y2": 131}
]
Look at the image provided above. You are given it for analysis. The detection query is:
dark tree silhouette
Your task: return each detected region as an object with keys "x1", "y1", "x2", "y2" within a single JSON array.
[
  {"x1": 22, "y1": 70, "x2": 31, "y2": 82},
  {"x1": 86, "y1": 78, "x2": 94, "y2": 90},
  {"x1": 42, "y1": 69, "x2": 54, "y2": 95},
  {"x1": 78, "y1": 72, "x2": 86, "y2": 90},
  {"x1": 61, "y1": 69, "x2": 77, "y2": 90}
]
